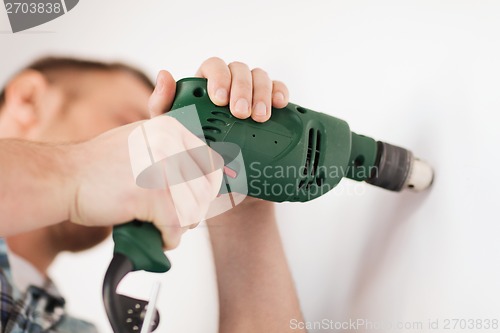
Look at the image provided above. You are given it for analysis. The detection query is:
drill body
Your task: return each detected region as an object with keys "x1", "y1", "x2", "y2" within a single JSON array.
[{"x1": 104, "y1": 78, "x2": 434, "y2": 333}]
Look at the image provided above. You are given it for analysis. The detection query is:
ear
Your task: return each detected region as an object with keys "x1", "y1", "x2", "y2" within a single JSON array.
[{"x1": 2, "y1": 70, "x2": 49, "y2": 132}]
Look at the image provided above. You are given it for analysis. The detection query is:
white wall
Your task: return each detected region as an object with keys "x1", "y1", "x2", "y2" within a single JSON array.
[{"x1": 2, "y1": 1, "x2": 500, "y2": 332}]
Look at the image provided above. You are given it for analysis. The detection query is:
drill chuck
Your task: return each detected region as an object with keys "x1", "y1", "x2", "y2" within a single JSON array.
[{"x1": 366, "y1": 142, "x2": 434, "y2": 192}]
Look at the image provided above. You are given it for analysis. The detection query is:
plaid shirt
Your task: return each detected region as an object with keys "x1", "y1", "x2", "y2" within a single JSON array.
[{"x1": 0, "y1": 238, "x2": 98, "y2": 333}]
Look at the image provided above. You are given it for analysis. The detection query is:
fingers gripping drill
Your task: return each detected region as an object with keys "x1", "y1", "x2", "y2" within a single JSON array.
[{"x1": 103, "y1": 78, "x2": 434, "y2": 332}]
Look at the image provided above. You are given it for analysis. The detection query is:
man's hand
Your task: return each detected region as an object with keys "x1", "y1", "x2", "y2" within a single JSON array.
[
  {"x1": 148, "y1": 57, "x2": 290, "y2": 122},
  {"x1": 146, "y1": 58, "x2": 291, "y2": 213},
  {"x1": 69, "y1": 116, "x2": 223, "y2": 249},
  {"x1": 72, "y1": 56, "x2": 294, "y2": 249}
]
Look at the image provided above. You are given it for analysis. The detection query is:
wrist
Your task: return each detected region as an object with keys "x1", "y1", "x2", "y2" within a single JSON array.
[
  {"x1": 231, "y1": 196, "x2": 273, "y2": 212},
  {"x1": 64, "y1": 142, "x2": 89, "y2": 223},
  {"x1": 207, "y1": 196, "x2": 274, "y2": 225}
]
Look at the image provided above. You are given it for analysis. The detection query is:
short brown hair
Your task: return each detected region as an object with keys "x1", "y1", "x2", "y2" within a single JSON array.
[{"x1": 0, "y1": 56, "x2": 154, "y2": 107}]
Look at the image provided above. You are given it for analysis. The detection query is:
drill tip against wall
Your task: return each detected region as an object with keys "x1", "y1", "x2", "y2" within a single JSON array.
[
  {"x1": 365, "y1": 141, "x2": 434, "y2": 193},
  {"x1": 406, "y1": 158, "x2": 434, "y2": 191}
]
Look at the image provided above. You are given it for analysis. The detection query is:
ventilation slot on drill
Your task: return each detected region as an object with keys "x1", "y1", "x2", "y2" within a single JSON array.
[
  {"x1": 298, "y1": 128, "x2": 322, "y2": 190},
  {"x1": 313, "y1": 131, "x2": 321, "y2": 177},
  {"x1": 211, "y1": 111, "x2": 231, "y2": 118},
  {"x1": 302, "y1": 129, "x2": 314, "y2": 176},
  {"x1": 202, "y1": 126, "x2": 222, "y2": 134},
  {"x1": 207, "y1": 118, "x2": 228, "y2": 127}
]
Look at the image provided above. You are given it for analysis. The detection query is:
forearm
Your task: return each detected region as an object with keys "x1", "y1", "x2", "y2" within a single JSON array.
[
  {"x1": 207, "y1": 199, "x2": 306, "y2": 333},
  {"x1": 0, "y1": 139, "x2": 75, "y2": 235}
]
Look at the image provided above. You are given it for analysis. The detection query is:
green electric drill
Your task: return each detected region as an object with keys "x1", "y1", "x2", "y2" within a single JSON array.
[{"x1": 103, "y1": 78, "x2": 434, "y2": 333}]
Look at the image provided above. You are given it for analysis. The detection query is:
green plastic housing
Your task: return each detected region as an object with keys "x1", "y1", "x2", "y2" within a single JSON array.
[
  {"x1": 113, "y1": 77, "x2": 380, "y2": 272},
  {"x1": 171, "y1": 78, "x2": 378, "y2": 202},
  {"x1": 113, "y1": 222, "x2": 171, "y2": 273}
]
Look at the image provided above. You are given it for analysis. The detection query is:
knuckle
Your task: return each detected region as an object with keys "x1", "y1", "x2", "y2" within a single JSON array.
[
  {"x1": 252, "y1": 67, "x2": 269, "y2": 77},
  {"x1": 229, "y1": 61, "x2": 249, "y2": 70},
  {"x1": 233, "y1": 78, "x2": 252, "y2": 92},
  {"x1": 205, "y1": 56, "x2": 225, "y2": 65},
  {"x1": 273, "y1": 80, "x2": 288, "y2": 92},
  {"x1": 215, "y1": 70, "x2": 231, "y2": 83},
  {"x1": 272, "y1": 80, "x2": 283, "y2": 87},
  {"x1": 255, "y1": 83, "x2": 273, "y2": 95}
]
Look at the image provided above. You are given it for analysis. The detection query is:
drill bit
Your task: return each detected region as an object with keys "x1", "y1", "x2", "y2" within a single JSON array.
[{"x1": 140, "y1": 281, "x2": 161, "y2": 333}]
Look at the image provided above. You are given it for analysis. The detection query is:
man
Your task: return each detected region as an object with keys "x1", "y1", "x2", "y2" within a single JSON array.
[{"x1": 0, "y1": 57, "x2": 305, "y2": 332}]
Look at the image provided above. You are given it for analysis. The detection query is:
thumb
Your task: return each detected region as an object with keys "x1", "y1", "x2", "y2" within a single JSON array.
[{"x1": 148, "y1": 70, "x2": 176, "y2": 117}]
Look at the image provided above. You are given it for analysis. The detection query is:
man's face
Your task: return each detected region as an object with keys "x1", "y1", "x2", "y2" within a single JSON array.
[
  {"x1": 38, "y1": 70, "x2": 152, "y2": 141},
  {"x1": 38, "y1": 70, "x2": 152, "y2": 251}
]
